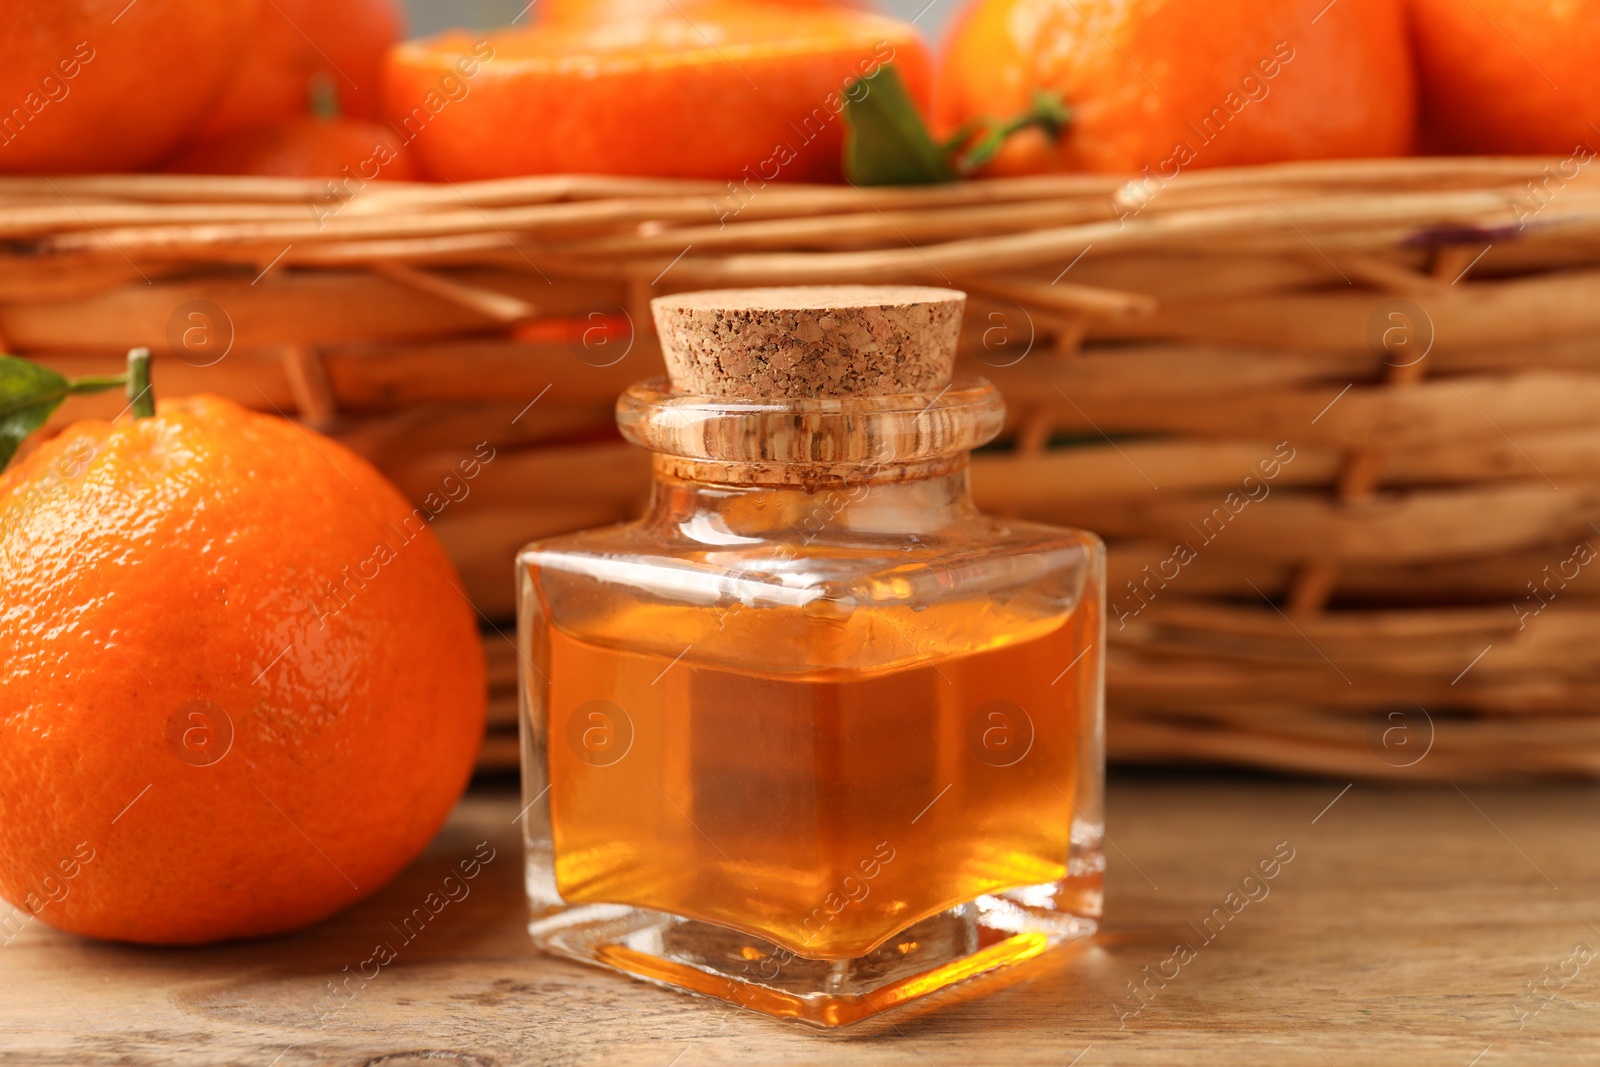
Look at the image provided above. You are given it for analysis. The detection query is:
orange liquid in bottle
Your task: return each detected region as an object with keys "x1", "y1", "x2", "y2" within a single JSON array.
[{"x1": 543, "y1": 594, "x2": 1098, "y2": 960}]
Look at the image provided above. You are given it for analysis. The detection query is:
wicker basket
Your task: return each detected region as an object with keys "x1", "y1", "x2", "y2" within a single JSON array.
[{"x1": 6, "y1": 158, "x2": 1599, "y2": 781}]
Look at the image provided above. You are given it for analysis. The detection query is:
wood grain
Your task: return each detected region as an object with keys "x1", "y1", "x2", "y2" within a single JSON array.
[{"x1": 2, "y1": 776, "x2": 1596, "y2": 1066}]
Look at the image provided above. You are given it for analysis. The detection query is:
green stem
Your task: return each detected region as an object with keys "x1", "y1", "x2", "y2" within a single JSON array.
[
  {"x1": 309, "y1": 71, "x2": 342, "y2": 123},
  {"x1": 954, "y1": 92, "x2": 1074, "y2": 176},
  {"x1": 842, "y1": 63, "x2": 1073, "y2": 187},
  {"x1": 126, "y1": 348, "x2": 154, "y2": 420}
]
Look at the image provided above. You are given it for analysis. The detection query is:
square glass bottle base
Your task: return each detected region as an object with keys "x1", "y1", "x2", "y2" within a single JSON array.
[{"x1": 527, "y1": 867, "x2": 1101, "y2": 1029}]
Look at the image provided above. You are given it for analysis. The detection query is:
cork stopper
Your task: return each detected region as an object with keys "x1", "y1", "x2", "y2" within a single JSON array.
[{"x1": 651, "y1": 285, "x2": 966, "y2": 398}]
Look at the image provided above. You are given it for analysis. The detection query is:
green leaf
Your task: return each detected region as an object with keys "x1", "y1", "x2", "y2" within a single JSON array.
[
  {"x1": 843, "y1": 65, "x2": 957, "y2": 186},
  {"x1": 0, "y1": 356, "x2": 72, "y2": 472},
  {"x1": 0, "y1": 354, "x2": 127, "y2": 472}
]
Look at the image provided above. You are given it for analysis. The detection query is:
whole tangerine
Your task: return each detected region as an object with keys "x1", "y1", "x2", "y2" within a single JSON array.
[
  {"x1": 1410, "y1": 0, "x2": 1600, "y2": 155},
  {"x1": 0, "y1": 0, "x2": 256, "y2": 173},
  {"x1": 384, "y1": 4, "x2": 931, "y2": 182},
  {"x1": 0, "y1": 394, "x2": 485, "y2": 944},
  {"x1": 934, "y1": 0, "x2": 1415, "y2": 175}
]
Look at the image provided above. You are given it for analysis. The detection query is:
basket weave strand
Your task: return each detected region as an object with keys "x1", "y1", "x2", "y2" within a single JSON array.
[{"x1": 3, "y1": 157, "x2": 1597, "y2": 781}]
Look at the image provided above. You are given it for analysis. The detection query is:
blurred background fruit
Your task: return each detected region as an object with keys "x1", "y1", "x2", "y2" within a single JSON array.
[
  {"x1": 934, "y1": 0, "x2": 1415, "y2": 175},
  {"x1": 163, "y1": 116, "x2": 416, "y2": 179},
  {"x1": 0, "y1": 0, "x2": 256, "y2": 173},
  {"x1": 195, "y1": 0, "x2": 404, "y2": 137},
  {"x1": 404, "y1": 0, "x2": 907, "y2": 32},
  {"x1": 0, "y1": 394, "x2": 485, "y2": 943},
  {"x1": 1410, "y1": 0, "x2": 1600, "y2": 155},
  {"x1": 538, "y1": 0, "x2": 869, "y2": 20},
  {"x1": 384, "y1": 3, "x2": 930, "y2": 181}
]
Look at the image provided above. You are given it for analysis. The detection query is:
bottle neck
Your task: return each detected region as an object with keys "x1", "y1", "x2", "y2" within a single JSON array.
[
  {"x1": 642, "y1": 457, "x2": 979, "y2": 543},
  {"x1": 617, "y1": 375, "x2": 1004, "y2": 541}
]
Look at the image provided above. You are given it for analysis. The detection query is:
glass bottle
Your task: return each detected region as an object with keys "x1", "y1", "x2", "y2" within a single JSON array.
[{"x1": 517, "y1": 286, "x2": 1104, "y2": 1028}]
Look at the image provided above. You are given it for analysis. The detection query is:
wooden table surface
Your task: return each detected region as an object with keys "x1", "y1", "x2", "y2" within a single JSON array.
[{"x1": 4, "y1": 772, "x2": 1597, "y2": 1066}]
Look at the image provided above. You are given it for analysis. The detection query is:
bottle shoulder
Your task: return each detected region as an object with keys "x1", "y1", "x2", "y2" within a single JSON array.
[
  {"x1": 520, "y1": 513, "x2": 1102, "y2": 597},
  {"x1": 518, "y1": 513, "x2": 1103, "y2": 675}
]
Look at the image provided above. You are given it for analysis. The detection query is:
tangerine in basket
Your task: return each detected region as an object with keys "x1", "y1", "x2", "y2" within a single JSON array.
[
  {"x1": 163, "y1": 116, "x2": 416, "y2": 180},
  {"x1": 1410, "y1": 0, "x2": 1600, "y2": 155},
  {"x1": 0, "y1": 0, "x2": 255, "y2": 173},
  {"x1": 195, "y1": 0, "x2": 404, "y2": 137},
  {"x1": 0, "y1": 380, "x2": 484, "y2": 944},
  {"x1": 383, "y1": 3, "x2": 931, "y2": 182},
  {"x1": 934, "y1": 0, "x2": 1415, "y2": 175}
]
